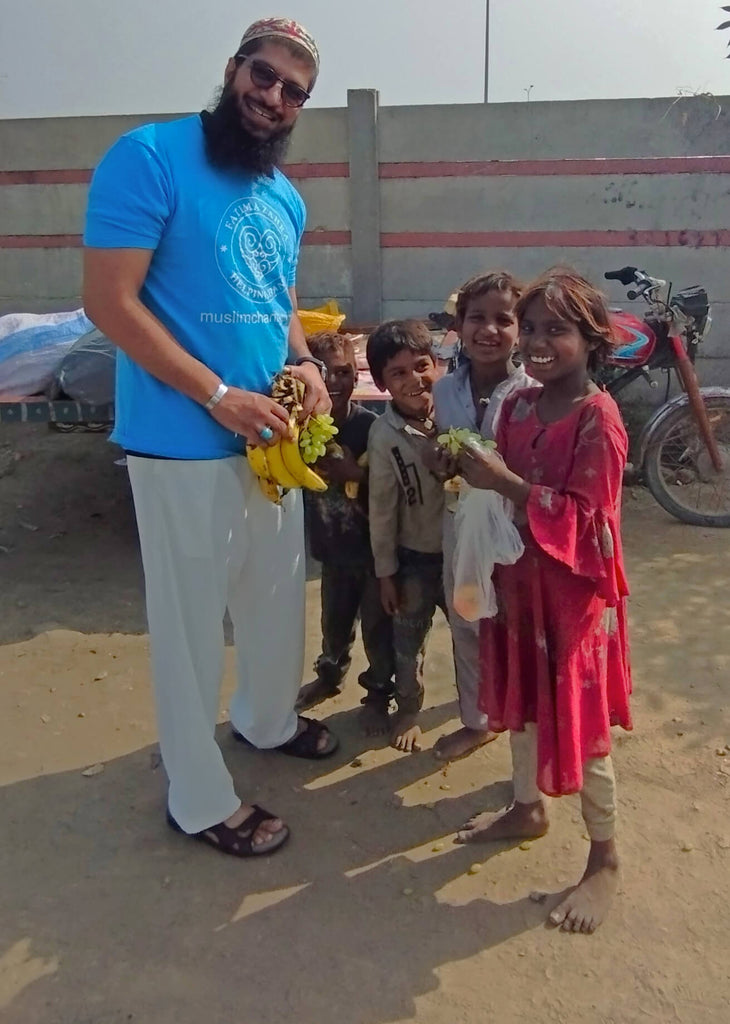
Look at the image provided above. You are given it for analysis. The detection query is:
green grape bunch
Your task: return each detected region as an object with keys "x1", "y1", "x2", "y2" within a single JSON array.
[
  {"x1": 300, "y1": 414, "x2": 339, "y2": 465},
  {"x1": 437, "y1": 427, "x2": 497, "y2": 456}
]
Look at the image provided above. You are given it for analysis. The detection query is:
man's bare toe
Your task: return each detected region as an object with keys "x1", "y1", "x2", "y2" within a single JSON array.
[{"x1": 253, "y1": 817, "x2": 284, "y2": 845}]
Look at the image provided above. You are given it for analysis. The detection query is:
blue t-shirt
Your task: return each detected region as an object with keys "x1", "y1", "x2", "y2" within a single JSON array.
[{"x1": 84, "y1": 115, "x2": 306, "y2": 458}]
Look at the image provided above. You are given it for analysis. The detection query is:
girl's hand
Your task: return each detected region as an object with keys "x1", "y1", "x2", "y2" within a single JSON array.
[
  {"x1": 457, "y1": 444, "x2": 511, "y2": 491},
  {"x1": 457, "y1": 444, "x2": 532, "y2": 508},
  {"x1": 379, "y1": 576, "x2": 400, "y2": 615}
]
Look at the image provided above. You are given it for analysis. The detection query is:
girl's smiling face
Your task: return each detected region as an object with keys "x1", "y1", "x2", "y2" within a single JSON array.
[
  {"x1": 458, "y1": 289, "x2": 518, "y2": 369},
  {"x1": 518, "y1": 295, "x2": 594, "y2": 383}
]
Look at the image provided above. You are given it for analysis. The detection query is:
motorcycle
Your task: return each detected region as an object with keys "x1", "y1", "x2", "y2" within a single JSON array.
[{"x1": 601, "y1": 266, "x2": 730, "y2": 527}]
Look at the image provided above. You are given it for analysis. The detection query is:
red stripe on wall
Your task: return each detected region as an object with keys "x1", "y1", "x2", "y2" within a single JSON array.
[
  {"x1": 284, "y1": 162, "x2": 349, "y2": 178},
  {"x1": 0, "y1": 163, "x2": 349, "y2": 186},
  {"x1": 0, "y1": 170, "x2": 92, "y2": 185},
  {"x1": 0, "y1": 232, "x2": 351, "y2": 249},
  {"x1": 3, "y1": 155, "x2": 730, "y2": 187},
  {"x1": 379, "y1": 156, "x2": 730, "y2": 178},
  {"x1": 301, "y1": 230, "x2": 351, "y2": 245},
  {"x1": 381, "y1": 229, "x2": 730, "y2": 248},
  {"x1": 4, "y1": 228, "x2": 729, "y2": 250},
  {"x1": 0, "y1": 234, "x2": 84, "y2": 248}
]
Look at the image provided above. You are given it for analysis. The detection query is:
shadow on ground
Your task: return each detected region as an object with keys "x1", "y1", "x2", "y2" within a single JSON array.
[{"x1": 1, "y1": 707, "x2": 539, "y2": 1024}]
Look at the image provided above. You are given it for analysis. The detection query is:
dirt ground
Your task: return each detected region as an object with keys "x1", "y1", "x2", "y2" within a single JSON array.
[{"x1": 0, "y1": 424, "x2": 728, "y2": 1024}]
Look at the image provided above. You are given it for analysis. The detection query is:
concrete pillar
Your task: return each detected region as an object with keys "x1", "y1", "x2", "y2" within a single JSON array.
[{"x1": 347, "y1": 89, "x2": 382, "y2": 324}]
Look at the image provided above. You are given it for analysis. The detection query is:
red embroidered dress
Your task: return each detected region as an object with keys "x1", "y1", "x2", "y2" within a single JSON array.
[{"x1": 479, "y1": 387, "x2": 632, "y2": 796}]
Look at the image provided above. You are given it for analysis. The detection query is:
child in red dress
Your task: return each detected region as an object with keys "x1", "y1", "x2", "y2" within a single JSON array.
[{"x1": 455, "y1": 268, "x2": 632, "y2": 935}]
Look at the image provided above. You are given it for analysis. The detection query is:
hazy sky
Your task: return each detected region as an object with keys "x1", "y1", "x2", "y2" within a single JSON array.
[{"x1": 0, "y1": 0, "x2": 728, "y2": 118}]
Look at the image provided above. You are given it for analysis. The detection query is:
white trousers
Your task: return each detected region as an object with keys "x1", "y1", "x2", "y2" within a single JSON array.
[
  {"x1": 442, "y1": 511, "x2": 490, "y2": 731},
  {"x1": 128, "y1": 455, "x2": 305, "y2": 834},
  {"x1": 510, "y1": 723, "x2": 617, "y2": 842}
]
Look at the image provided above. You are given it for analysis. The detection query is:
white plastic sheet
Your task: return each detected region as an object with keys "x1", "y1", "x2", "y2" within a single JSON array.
[{"x1": 0, "y1": 309, "x2": 93, "y2": 398}]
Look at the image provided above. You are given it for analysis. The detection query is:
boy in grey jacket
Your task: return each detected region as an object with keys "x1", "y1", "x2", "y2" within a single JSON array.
[{"x1": 366, "y1": 320, "x2": 447, "y2": 752}]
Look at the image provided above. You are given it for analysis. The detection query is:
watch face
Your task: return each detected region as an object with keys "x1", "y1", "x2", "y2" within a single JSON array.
[{"x1": 299, "y1": 357, "x2": 327, "y2": 380}]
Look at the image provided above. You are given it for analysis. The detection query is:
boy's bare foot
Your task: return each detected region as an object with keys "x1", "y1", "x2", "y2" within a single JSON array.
[
  {"x1": 433, "y1": 726, "x2": 499, "y2": 762},
  {"x1": 456, "y1": 800, "x2": 549, "y2": 844},
  {"x1": 391, "y1": 712, "x2": 422, "y2": 753},
  {"x1": 295, "y1": 678, "x2": 340, "y2": 712},
  {"x1": 359, "y1": 701, "x2": 391, "y2": 736},
  {"x1": 549, "y1": 838, "x2": 619, "y2": 934}
]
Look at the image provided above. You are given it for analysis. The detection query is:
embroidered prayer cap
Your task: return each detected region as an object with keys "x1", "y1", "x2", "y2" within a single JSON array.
[{"x1": 237, "y1": 17, "x2": 320, "y2": 75}]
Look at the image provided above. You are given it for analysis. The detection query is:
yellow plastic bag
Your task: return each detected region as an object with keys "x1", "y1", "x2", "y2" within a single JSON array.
[{"x1": 298, "y1": 300, "x2": 346, "y2": 337}]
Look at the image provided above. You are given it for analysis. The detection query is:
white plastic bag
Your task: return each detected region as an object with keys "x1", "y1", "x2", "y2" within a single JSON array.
[{"x1": 452, "y1": 487, "x2": 525, "y2": 621}]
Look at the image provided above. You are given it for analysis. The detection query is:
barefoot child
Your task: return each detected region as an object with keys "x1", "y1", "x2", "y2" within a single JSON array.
[
  {"x1": 431, "y1": 270, "x2": 532, "y2": 763},
  {"x1": 296, "y1": 332, "x2": 395, "y2": 732},
  {"x1": 455, "y1": 268, "x2": 632, "y2": 935},
  {"x1": 366, "y1": 320, "x2": 447, "y2": 751}
]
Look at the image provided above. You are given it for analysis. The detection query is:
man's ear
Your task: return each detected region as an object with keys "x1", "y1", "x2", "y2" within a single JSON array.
[{"x1": 224, "y1": 57, "x2": 237, "y2": 85}]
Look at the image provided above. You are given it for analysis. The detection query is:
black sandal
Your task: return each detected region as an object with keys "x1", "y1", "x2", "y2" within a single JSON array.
[
  {"x1": 232, "y1": 716, "x2": 339, "y2": 760},
  {"x1": 166, "y1": 805, "x2": 290, "y2": 858},
  {"x1": 277, "y1": 716, "x2": 339, "y2": 759}
]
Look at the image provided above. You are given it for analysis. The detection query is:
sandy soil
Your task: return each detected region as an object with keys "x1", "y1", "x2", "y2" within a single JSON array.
[{"x1": 0, "y1": 424, "x2": 729, "y2": 1024}]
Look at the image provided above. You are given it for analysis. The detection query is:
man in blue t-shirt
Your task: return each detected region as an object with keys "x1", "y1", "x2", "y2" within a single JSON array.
[{"x1": 83, "y1": 17, "x2": 338, "y2": 859}]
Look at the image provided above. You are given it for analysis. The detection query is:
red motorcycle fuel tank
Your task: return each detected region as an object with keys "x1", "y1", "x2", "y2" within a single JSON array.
[{"x1": 607, "y1": 310, "x2": 657, "y2": 366}]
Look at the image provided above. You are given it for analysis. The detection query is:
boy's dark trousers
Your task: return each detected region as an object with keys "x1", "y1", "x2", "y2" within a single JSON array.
[
  {"x1": 315, "y1": 562, "x2": 395, "y2": 704},
  {"x1": 392, "y1": 547, "x2": 448, "y2": 716}
]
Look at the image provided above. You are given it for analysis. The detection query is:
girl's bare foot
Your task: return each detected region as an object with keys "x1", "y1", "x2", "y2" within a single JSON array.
[
  {"x1": 391, "y1": 712, "x2": 422, "y2": 753},
  {"x1": 295, "y1": 678, "x2": 340, "y2": 712},
  {"x1": 359, "y1": 701, "x2": 391, "y2": 736},
  {"x1": 456, "y1": 800, "x2": 549, "y2": 844},
  {"x1": 433, "y1": 726, "x2": 499, "y2": 762},
  {"x1": 224, "y1": 803, "x2": 286, "y2": 848},
  {"x1": 549, "y1": 838, "x2": 619, "y2": 934}
]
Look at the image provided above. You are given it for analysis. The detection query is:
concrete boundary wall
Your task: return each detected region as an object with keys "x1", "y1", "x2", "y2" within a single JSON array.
[{"x1": 1, "y1": 91, "x2": 729, "y2": 380}]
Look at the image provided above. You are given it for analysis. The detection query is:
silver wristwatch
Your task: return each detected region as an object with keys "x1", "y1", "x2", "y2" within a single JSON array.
[{"x1": 294, "y1": 355, "x2": 328, "y2": 382}]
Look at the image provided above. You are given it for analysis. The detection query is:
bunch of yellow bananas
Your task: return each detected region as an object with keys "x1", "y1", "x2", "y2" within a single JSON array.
[
  {"x1": 247, "y1": 418, "x2": 328, "y2": 504},
  {"x1": 246, "y1": 370, "x2": 329, "y2": 504}
]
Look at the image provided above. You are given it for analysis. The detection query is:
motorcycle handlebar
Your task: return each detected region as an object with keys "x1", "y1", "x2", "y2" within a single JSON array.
[{"x1": 604, "y1": 266, "x2": 638, "y2": 286}]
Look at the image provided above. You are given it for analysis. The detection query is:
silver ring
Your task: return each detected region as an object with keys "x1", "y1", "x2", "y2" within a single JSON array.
[{"x1": 259, "y1": 426, "x2": 274, "y2": 442}]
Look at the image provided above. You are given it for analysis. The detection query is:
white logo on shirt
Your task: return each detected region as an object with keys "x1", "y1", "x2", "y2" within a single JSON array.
[{"x1": 215, "y1": 196, "x2": 289, "y2": 304}]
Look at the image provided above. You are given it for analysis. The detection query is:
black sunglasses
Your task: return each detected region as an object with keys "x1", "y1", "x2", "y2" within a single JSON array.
[{"x1": 235, "y1": 55, "x2": 311, "y2": 108}]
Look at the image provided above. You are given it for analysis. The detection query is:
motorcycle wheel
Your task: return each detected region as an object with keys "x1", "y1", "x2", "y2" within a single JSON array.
[{"x1": 643, "y1": 394, "x2": 730, "y2": 527}]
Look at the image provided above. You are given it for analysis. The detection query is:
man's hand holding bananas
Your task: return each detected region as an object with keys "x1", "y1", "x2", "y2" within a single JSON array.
[{"x1": 246, "y1": 369, "x2": 340, "y2": 503}]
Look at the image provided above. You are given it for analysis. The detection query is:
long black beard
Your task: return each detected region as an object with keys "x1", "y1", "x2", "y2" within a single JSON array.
[{"x1": 201, "y1": 87, "x2": 293, "y2": 176}]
